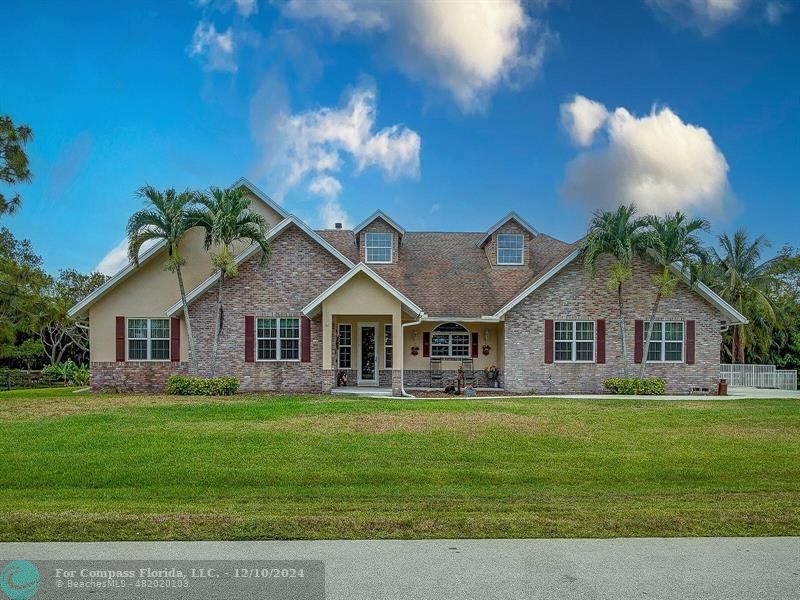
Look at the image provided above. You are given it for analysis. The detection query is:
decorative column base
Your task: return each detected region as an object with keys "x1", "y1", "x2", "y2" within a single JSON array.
[
  {"x1": 321, "y1": 369, "x2": 335, "y2": 393},
  {"x1": 391, "y1": 370, "x2": 403, "y2": 396}
]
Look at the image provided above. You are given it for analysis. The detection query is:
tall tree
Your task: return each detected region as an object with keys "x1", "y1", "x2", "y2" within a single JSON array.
[
  {"x1": 127, "y1": 186, "x2": 200, "y2": 375},
  {"x1": 194, "y1": 186, "x2": 270, "y2": 376},
  {"x1": 581, "y1": 204, "x2": 647, "y2": 376},
  {"x1": 706, "y1": 231, "x2": 781, "y2": 363},
  {"x1": 40, "y1": 269, "x2": 107, "y2": 365},
  {"x1": 0, "y1": 227, "x2": 51, "y2": 360},
  {"x1": 0, "y1": 116, "x2": 33, "y2": 216},
  {"x1": 639, "y1": 212, "x2": 709, "y2": 378}
]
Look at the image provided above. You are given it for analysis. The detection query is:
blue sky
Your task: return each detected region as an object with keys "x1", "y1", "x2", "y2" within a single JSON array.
[{"x1": 1, "y1": 0, "x2": 798, "y2": 275}]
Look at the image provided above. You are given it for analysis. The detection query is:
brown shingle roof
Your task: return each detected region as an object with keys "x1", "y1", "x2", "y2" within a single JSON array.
[{"x1": 316, "y1": 229, "x2": 579, "y2": 318}]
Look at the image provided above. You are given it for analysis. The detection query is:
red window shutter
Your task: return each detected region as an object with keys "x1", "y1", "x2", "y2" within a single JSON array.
[
  {"x1": 596, "y1": 319, "x2": 606, "y2": 364},
  {"x1": 115, "y1": 316, "x2": 125, "y2": 362},
  {"x1": 170, "y1": 317, "x2": 180, "y2": 362},
  {"x1": 244, "y1": 316, "x2": 255, "y2": 363},
  {"x1": 422, "y1": 332, "x2": 430, "y2": 357},
  {"x1": 634, "y1": 320, "x2": 644, "y2": 364},
  {"x1": 685, "y1": 319, "x2": 695, "y2": 364},
  {"x1": 544, "y1": 319, "x2": 554, "y2": 364},
  {"x1": 471, "y1": 332, "x2": 479, "y2": 358},
  {"x1": 301, "y1": 316, "x2": 311, "y2": 362}
]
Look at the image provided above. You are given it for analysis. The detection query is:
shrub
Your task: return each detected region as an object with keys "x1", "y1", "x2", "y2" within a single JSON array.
[
  {"x1": 44, "y1": 360, "x2": 89, "y2": 386},
  {"x1": 166, "y1": 375, "x2": 239, "y2": 396},
  {"x1": 603, "y1": 377, "x2": 665, "y2": 395}
]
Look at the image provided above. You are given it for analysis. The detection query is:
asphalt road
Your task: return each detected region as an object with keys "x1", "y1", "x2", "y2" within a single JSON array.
[{"x1": 1, "y1": 537, "x2": 798, "y2": 599}]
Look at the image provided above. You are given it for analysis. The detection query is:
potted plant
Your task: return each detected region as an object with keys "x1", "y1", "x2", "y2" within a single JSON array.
[
  {"x1": 484, "y1": 365, "x2": 499, "y2": 388},
  {"x1": 410, "y1": 346, "x2": 419, "y2": 356},
  {"x1": 482, "y1": 344, "x2": 491, "y2": 356}
]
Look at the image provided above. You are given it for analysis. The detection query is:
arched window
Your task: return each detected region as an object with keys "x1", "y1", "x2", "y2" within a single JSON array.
[{"x1": 431, "y1": 322, "x2": 470, "y2": 358}]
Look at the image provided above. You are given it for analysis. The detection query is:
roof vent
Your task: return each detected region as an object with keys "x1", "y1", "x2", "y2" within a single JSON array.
[{"x1": 335, "y1": 222, "x2": 342, "y2": 229}]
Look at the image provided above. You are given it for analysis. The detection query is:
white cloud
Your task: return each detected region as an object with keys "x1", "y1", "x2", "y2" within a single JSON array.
[
  {"x1": 284, "y1": 0, "x2": 388, "y2": 31},
  {"x1": 234, "y1": 0, "x2": 257, "y2": 17},
  {"x1": 308, "y1": 174, "x2": 343, "y2": 199},
  {"x1": 560, "y1": 95, "x2": 609, "y2": 147},
  {"x1": 429, "y1": 202, "x2": 441, "y2": 214},
  {"x1": 281, "y1": 0, "x2": 553, "y2": 112},
  {"x1": 765, "y1": 1, "x2": 791, "y2": 23},
  {"x1": 262, "y1": 84, "x2": 420, "y2": 196},
  {"x1": 95, "y1": 238, "x2": 159, "y2": 276},
  {"x1": 188, "y1": 20, "x2": 237, "y2": 72},
  {"x1": 647, "y1": 0, "x2": 787, "y2": 33},
  {"x1": 319, "y1": 198, "x2": 352, "y2": 228},
  {"x1": 562, "y1": 98, "x2": 730, "y2": 216}
]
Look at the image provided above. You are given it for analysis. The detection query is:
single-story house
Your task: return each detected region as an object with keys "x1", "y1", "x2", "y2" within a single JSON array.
[{"x1": 69, "y1": 178, "x2": 747, "y2": 395}]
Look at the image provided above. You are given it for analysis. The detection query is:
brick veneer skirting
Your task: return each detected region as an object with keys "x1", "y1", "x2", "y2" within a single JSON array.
[{"x1": 91, "y1": 361, "x2": 188, "y2": 392}]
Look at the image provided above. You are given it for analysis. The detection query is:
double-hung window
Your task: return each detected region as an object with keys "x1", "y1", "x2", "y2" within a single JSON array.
[
  {"x1": 257, "y1": 317, "x2": 300, "y2": 361},
  {"x1": 554, "y1": 320, "x2": 595, "y2": 362},
  {"x1": 128, "y1": 318, "x2": 170, "y2": 361},
  {"x1": 338, "y1": 324, "x2": 352, "y2": 369},
  {"x1": 384, "y1": 325, "x2": 393, "y2": 369},
  {"x1": 431, "y1": 323, "x2": 470, "y2": 358},
  {"x1": 365, "y1": 232, "x2": 393, "y2": 263},
  {"x1": 645, "y1": 321, "x2": 684, "y2": 362},
  {"x1": 496, "y1": 234, "x2": 524, "y2": 265}
]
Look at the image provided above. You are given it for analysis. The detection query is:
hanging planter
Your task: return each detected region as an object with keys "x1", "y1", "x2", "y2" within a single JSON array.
[
  {"x1": 410, "y1": 346, "x2": 420, "y2": 356},
  {"x1": 482, "y1": 344, "x2": 491, "y2": 356}
]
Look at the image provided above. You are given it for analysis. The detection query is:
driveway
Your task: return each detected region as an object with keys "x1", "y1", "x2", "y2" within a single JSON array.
[{"x1": 1, "y1": 537, "x2": 798, "y2": 599}]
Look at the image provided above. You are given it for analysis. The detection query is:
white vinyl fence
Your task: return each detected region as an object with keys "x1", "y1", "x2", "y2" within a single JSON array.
[{"x1": 720, "y1": 364, "x2": 798, "y2": 391}]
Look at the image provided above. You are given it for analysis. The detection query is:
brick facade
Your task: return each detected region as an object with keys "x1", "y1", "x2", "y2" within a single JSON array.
[
  {"x1": 358, "y1": 217, "x2": 400, "y2": 264},
  {"x1": 91, "y1": 222, "x2": 726, "y2": 396},
  {"x1": 90, "y1": 361, "x2": 188, "y2": 392},
  {"x1": 503, "y1": 254, "x2": 722, "y2": 394},
  {"x1": 483, "y1": 219, "x2": 535, "y2": 267},
  {"x1": 187, "y1": 224, "x2": 350, "y2": 393}
]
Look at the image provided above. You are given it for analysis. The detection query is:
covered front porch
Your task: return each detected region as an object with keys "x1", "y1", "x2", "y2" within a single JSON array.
[{"x1": 303, "y1": 264, "x2": 506, "y2": 396}]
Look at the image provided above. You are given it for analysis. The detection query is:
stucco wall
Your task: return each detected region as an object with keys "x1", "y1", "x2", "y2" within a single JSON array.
[
  {"x1": 321, "y1": 274, "x2": 403, "y2": 371},
  {"x1": 503, "y1": 254, "x2": 722, "y2": 394},
  {"x1": 88, "y1": 191, "x2": 283, "y2": 364}
]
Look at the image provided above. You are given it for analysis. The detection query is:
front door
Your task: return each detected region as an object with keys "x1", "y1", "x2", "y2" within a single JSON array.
[{"x1": 358, "y1": 323, "x2": 378, "y2": 386}]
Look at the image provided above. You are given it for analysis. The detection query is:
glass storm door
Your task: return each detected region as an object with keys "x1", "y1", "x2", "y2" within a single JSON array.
[{"x1": 358, "y1": 324, "x2": 378, "y2": 385}]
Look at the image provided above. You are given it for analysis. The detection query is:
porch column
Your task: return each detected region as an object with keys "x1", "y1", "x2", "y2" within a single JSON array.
[
  {"x1": 392, "y1": 308, "x2": 402, "y2": 395},
  {"x1": 321, "y1": 303, "x2": 334, "y2": 392}
]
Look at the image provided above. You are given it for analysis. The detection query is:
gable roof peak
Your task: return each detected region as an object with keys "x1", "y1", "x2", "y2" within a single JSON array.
[
  {"x1": 478, "y1": 211, "x2": 539, "y2": 247},
  {"x1": 352, "y1": 210, "x2": 406, "y2": 237},
  {"x1": 231, "y1": 177, "x2": 288, "y2": 219}
]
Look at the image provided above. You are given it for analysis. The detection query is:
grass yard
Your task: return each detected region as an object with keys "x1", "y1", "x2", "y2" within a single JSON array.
[{"x1": 0, "y1": 390, "x2": 798, "y2": 541}]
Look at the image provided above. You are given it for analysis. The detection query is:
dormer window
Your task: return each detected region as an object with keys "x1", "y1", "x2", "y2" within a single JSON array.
[
  {"x1": 497, "y1": 234, "x2": 524, "y2": 265},
  {"x1": 365, "y1": 232, "x2": 393, "y2": 263}
]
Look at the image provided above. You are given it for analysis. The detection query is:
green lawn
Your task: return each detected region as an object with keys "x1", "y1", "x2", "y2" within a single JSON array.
[{"x1": 0, "y1": 390, "x2": 799, "y2": 541}]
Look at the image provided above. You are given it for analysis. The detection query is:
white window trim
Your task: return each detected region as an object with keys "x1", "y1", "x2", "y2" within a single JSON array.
[
  {"x1": 384, "y1": 324, "x2": 393, "y2": 369},
  {"x1": 256, "y1": 317, "x2": 301, "y2": 362},
  {"x1": 126, "y1": 317, "x2": 171, "y2": 362},
  {"x1": 364, "y1": 232, "x2": 393, "y2": 264},
  {"x1": 644, "y1": 320, "x2": 685, "y2": 363},
  {"x1": 338, "y1": 323, "x2": 352, "y2": 369},
  {"x1": 553, "y1": 320, "x2": 596, "y2": 363},
  {"x1": 496, "y1": 233, "x2": 525, "y2": 266},
  {"x1": 430, "y1": 333, "x2": 471, "y2": 359}
]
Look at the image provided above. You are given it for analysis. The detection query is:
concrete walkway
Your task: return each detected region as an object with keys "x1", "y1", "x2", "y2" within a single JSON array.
[{"x1": 2, "y1": 538, "x2": 798, "y2": 599}]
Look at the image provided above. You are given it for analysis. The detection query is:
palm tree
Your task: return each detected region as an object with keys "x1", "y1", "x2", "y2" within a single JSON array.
[
  {"x1": 581, "y1": 204, "x2": 647, "y2": 376},
  {"x1": 127, "y1": 186, "x2": 200, "y2": 375},
  {"x1": 194, "y1": 186, "x2": 270, "y2": 376},
  {"x1": 639, "y1": 212, "x2": 709, "y2": 378},
  {"x1": 706, "y1": 231, "x2": 779, "y2": 363}
]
